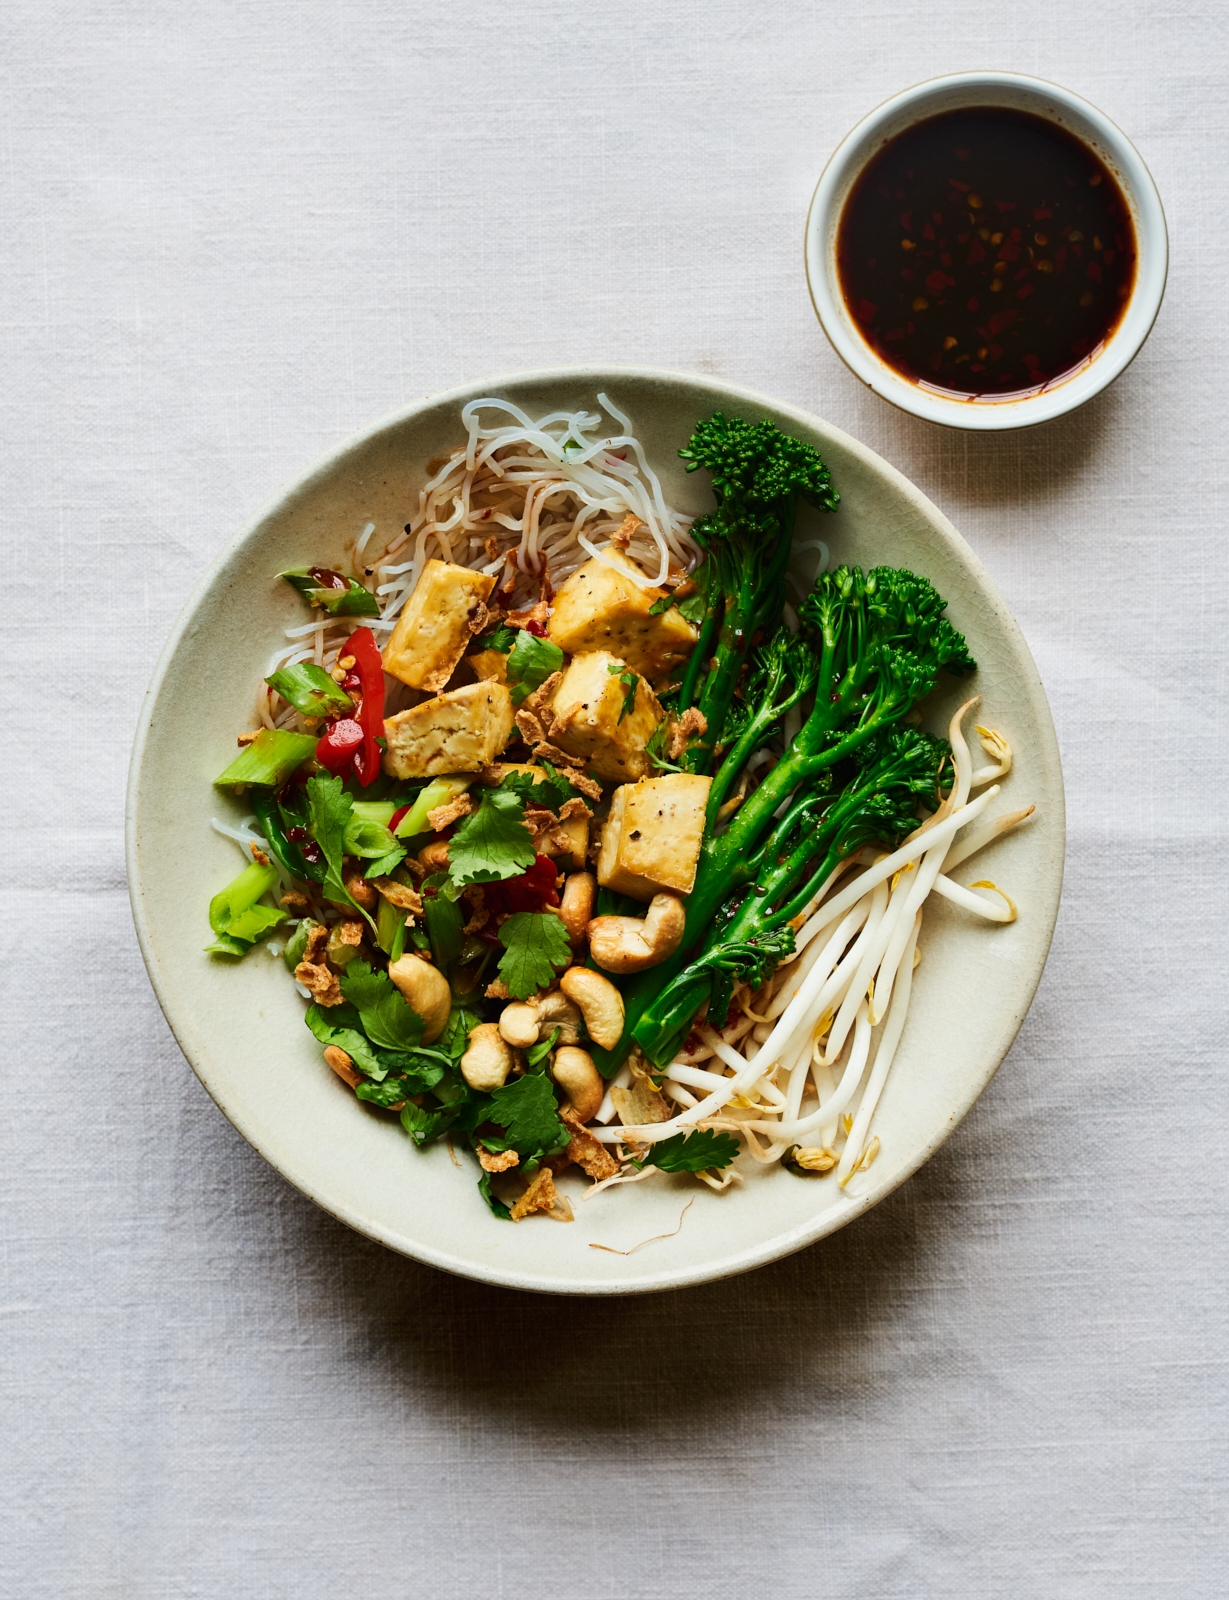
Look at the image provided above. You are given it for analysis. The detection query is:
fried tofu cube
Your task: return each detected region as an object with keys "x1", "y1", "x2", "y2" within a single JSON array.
[
  {"x1": 597, "y1": 774, "x2": 711, "y2": 900},
  {"x1": 382, "y1": 681, "x2": 514, "y2": 778},
  {"x1": 548, "y1": 651, "x2": 663, "y2": 784},
  {"x1": 382, "y1": 560, "x2": 496, "y2": 691},
  {"x1": 466, "y1": 648, "x2": 508, "y2": 685},
  {"x1": 542, "y1": 811, "x2": 589, "y2": 871},
  {"x1": 547, "y1": 550, "x2": 697, "y2": 680}
]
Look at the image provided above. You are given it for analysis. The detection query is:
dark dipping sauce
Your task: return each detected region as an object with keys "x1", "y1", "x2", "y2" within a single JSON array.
[{"x1": 836, "y1": 107, "x2": 1137, "y2": 399}]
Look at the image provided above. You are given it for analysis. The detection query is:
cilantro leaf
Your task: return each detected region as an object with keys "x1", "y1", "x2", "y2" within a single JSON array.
[
  {"x1": 306, "y1": 773, "x2": 374, "y2": 924},
  {"x1": 506, "y1": 630, "x2": 564, "y2": 706},
  {"x1": 305, "y1": 1001, "x2": 386, "y2": 1076},
  {"x1": 641, "y1": 1129, "x2": 740, "y2": 1173},
  {"x1": 401, "y1": 1101, "x2": 460, "y2": 1147},
  {"x1": 307, "y1": 773, "x2": 351, "y2": 885},
  {"x1": 476, "y1": 1170, "x2": 513, "y2": 1218},
  {"x1": 339, "y1": 961, "x2": 426, "y2": 1052},
  {"x1": 607, "y1": 661, "x2": 640, "y2": 722},
  {"x1": 364, "y1": 845, "x2": 407, "y2": 879},
  {"x1": 439, "y1": 1000, "x2": 483, "y2": 1065},
  {"x1": 645, "y1": 718, "x2": 684, "y2": 773},
  {"x1": 498, "y1": 758, "x2": 587, "y2": 814},
  {"x1": 303, "y1": 1001, "x2": 444, "y2": 1087},
  {"x1": 447, "y1": 786, "x2": 535, "y2": 886},
  {"x1": 487, "y1": 1072, "x2": 569, "y2": 1157},
  {"x1": 480, "y1": 623, "x2": 518, "y2": 654},
  {"x1": 647, "y1": 585, "x2": 705, "y2": 624},
  {"x1": 496, "y1": 911, "x2": 572, "y2": 999}
]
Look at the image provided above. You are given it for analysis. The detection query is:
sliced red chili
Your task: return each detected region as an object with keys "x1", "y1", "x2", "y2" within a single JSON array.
[
  {"x1": 484, "y1": 854, "x2": 561, "y2": 915},
  {"x1": 344, "y1": 626, "x2": 386, "y2": 787},
  {"x1": 315, "y1": 718, "x2": 364, "y2": 773}
]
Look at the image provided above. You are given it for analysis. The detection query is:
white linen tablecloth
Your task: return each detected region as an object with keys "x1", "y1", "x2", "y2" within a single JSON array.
[{"x1": 4, "y1": 3, "x2": 1226, "y2": 1594}]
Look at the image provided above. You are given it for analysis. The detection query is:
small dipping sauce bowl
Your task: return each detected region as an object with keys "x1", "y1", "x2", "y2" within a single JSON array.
[{"x1": 805, "y1": 72, "x2": 1167, "y2": 430}]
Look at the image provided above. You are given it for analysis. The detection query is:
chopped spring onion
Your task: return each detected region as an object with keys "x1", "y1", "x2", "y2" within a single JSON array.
[
  {"x1": 279, "y1": 567, "x2": 380, "y2": 617},
  {"x1": 265, "y1": 661, "x2": 354, "y2": 718},
  {"x1": 207, "y1": 860, "x2": 285, "y2": 955},
  {"x1": 214, "y1": 729, "x2": 317, "y2": 791},
  {"x1": 393, "y1": 775, "x2": 472, "y2": 838}
]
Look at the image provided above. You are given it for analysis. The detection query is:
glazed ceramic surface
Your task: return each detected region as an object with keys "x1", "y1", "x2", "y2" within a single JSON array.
[
  {"x1": 805, "y1": 72, "x2": 1168, "y2": 430},
  {"x1": 127, "y1": 368, "x2": 1065, "y2": 1294}
]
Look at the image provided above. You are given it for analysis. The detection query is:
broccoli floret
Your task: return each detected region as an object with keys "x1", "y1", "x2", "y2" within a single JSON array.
[{"x1": 673, "y1": 414, "x2": 838, "y2": 774}]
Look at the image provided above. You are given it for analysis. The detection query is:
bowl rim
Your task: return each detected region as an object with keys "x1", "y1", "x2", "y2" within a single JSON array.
[
  {"x1": 804, "y1": 71, "x2": 1169, "y2": 431},
  {"x1": 126, "y1": 364, "x2": 1066, "y2": 1294}
]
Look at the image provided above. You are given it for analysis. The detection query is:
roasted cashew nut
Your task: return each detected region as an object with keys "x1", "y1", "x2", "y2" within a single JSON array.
[
  {"x1": 586, "y1": 893, "x2": 687, "y2": 974},
  {"x1": 559, "y1": 966, "x2": 625, "y2": 1049},
  {"x1": 415, "y1": 840, "x2": 451, "y2": 874},
  {"x1": 387, "y1": 953, "x2": 451, "y2": 1043},
  {"x1": 557, "y1": 870, "x2": 596, "y2": 944},
  {"x1": 498, "y1": 989, "x2": 582, "y2": 1048},
  {"x1": 551, "y1": 1045, "x2": 604, "y2": 1123},
  {"x1": 460, "y1": 1022, "x2": 514, "y2": 1091}
]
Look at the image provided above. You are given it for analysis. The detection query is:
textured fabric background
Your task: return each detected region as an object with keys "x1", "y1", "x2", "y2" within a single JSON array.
[{"x1": 3, "y1": 3, "x2": 1226, "y2": 1595}]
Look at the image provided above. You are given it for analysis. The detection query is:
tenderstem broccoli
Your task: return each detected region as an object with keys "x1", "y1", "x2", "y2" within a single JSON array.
[
  {"x1": 673, "y1": 414, "x2": 838, "y2": 775},
  {"x1": 593, "y1": 511, "x2": 976, "y2": 1073}
]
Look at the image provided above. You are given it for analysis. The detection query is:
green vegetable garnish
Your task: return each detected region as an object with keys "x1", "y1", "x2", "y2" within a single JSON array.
[
  {"x1": 505, "y1": 629, "x2": 564, "y2": 706},
  {"x1": 342, "y1": 815, "x2": 398, "y2": 859},
  {"x1": 339, "y1": 961, "x2": 426, "y2": 1052},
  {"x1": 280, "y1": 567, "x2": 380, "y2": 617},
  {"x1": 305, "y1": 773, "x2": 374, "y2": 925},
  {"x1": 282, "y1": 917, "x2": 316, "y2": 972},
  {"x1": 446, "y1": 787, "x2": 536, "y2": 888},
  {"x1": 524, "y1": 1027, "x2": 561, "y2": 1070},
  {"x1": 206, "y1": 860, "x2": 284, "y2": 955},
  {"x1": 607, "y1": 661, "x2": 639, "y2": 723},
  {"x1": 393, "y1": 775, "x2": 472, "y2": 839},
  {"x1": 422, "y1": 874, "x2": 465, "y2": 973},
  {"x1": 497, "y1": 759, "x2": 587, "y2": 814},
  {"x1": 486, "y1": 1072, "x2": 569, "y2": 1158},
  {"x1": 213, "y1": 729, "x2": 317, "y2": 791},
  {"x1": 265, "y1": 661, "x2": 354, "y2": 718},
  {"x1": 636, "y1": 1130, "x2": 740, "y2": 1173},
  {"x1": 479, "y1": 623, "x2": 518, "y2": 653},
  {"x1": 496, "y1": 911, "x2": 572, "y2": 1000}
]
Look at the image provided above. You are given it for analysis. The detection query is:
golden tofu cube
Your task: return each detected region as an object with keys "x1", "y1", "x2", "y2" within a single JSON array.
[
  {"x1": 548, "y1": 651, "x2": 663, "y2": 784},
  {"x1": 466, "y1": 648, "x2": 508, "y2": 685},
  {"x1": 542, "y1": 811, "x2": 589, "y2": 871},
  {"x1": 547, "y1": 550, "x2": 697, "y2": 680},
  {"x1": 382, "y1": 682, "x2": 514, "y2": 778},
  {"x1": 597, "y1": 774, "x2": 711, "y2": 900},
  {"x1": 382, "y1": 560, "x2": 496, "y2": 691}
]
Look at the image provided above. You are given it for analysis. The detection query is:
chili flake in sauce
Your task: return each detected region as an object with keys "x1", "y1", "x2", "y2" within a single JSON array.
[{"x1": 836, "y1": 107, "x2": 1137, "y2": 398}]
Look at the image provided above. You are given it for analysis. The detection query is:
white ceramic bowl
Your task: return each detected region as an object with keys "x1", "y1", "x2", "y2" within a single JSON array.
[
  {"x1": 127, "y1": 368, "x2": 1065, "y2": 1294},
  {"x1": 805, "y1": 73, "x2": 1168, "y2": 430}
]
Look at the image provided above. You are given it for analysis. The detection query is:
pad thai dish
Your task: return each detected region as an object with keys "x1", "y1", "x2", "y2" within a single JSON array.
[{"x1": 207, "y1": 396, "x2": 1032, "y2": 1222}]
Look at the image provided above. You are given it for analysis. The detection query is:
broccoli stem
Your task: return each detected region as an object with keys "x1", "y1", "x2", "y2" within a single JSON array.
[
  {"x1": 675, "y1": 566, "x2": 722, "y2": 714},
  {"x1": 681, "y1": 501, "x2": 800, "y2": 776}
]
